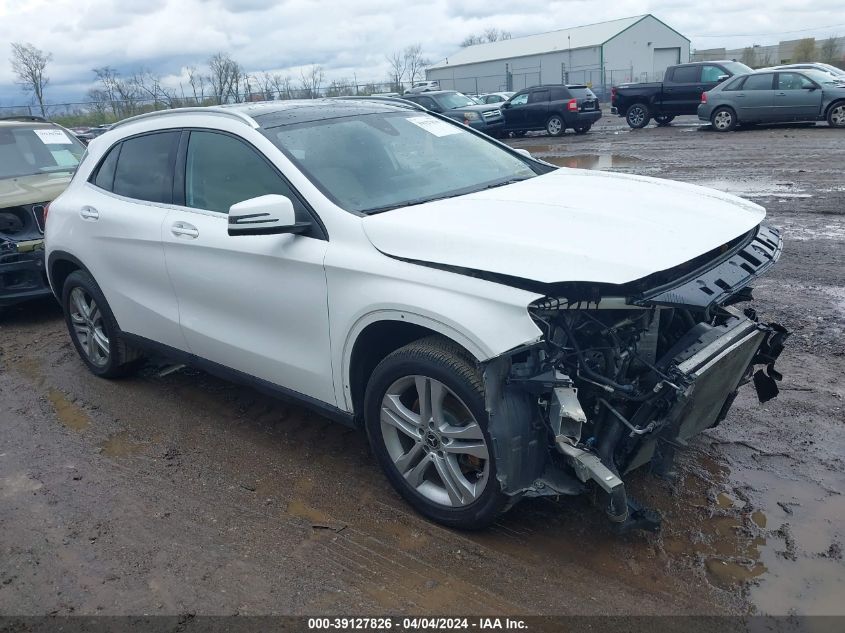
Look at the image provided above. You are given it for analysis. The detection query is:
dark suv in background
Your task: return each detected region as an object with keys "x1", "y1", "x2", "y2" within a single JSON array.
[
  {"x1": 400, "y1": 90, "x2": 505, "y2": 135},
  {"x1": 501, "y1": 84, "x2": 601, "y2": 136}
]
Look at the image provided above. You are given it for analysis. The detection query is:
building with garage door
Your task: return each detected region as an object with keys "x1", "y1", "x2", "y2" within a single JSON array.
[{"x1": 426, "y1": 14, "x2": 690, "y2": 99}]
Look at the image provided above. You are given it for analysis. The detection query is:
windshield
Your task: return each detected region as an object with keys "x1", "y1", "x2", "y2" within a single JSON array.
[
  {"x1": 267, "y1": 111, "x2": 538, "y2": 214},
  {"x1": 0, "y1": 126, "x2": 86, "y2": 179},
  {"x1": 435, "y1": 93, "x2": 477, "y2": 109},
  {"x1": 722, "y1": 61, "x2": 753, "y2": 75}
]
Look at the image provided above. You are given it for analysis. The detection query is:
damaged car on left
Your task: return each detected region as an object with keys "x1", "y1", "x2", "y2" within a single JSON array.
[{"x1": 1, "y1": 116, "x2": 86, "y2": 310}]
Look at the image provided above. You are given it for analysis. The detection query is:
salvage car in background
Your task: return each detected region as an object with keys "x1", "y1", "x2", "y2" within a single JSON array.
[
  {"x1": 612, "y1": 61, "x2": 752, "y2": 128},
  {"x1": 400, "y1": 90, "x2": 505, "y2": 134},
  {"x1": 699, "y1": 69, "x2": 845, "y2": 131},
  {"x1": 501, "y1": 84, "x2": 601, "y2": 136},
  {"x1": 477, "y1": 92, "x2": 515, "y2": 104},
  {"x1": 1, "y1": 116, "x2": 86, "y2": 309},
  {"x1": 46, "y1": 100, "x2": 787, "y2": 531}
]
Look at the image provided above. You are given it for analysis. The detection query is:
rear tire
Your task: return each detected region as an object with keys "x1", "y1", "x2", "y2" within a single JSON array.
[
  {"x1": 827, "y1": 101, "x2": 845, "y2": 128},
  {"x1": 62, "y1": 270, "x2": 144, "y2": 378},
  {"x1": 626, "y1": 103, "x2": 651, "y2": 128},
  {"x1": 545, "y1": 114, "x2": 565, "y2": 137},
  {"x1": 364, "y1": 336, "x2": 511, "y2": 529},
  {"x1": 711, "y1": 107, "x2": 737, "y2": 132}
]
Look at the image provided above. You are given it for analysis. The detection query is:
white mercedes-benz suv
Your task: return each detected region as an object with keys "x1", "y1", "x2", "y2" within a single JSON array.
[{"x1": 45, "y1": 100, "x2": 787, "y2": 531}]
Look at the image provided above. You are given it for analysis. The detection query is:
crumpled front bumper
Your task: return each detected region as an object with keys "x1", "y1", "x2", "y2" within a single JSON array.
[{"x1": 0, "y1": 239, "x2": 52, "y2": 307}]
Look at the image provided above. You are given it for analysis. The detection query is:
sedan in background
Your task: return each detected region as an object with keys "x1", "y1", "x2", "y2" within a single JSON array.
[
  {"x1": 477, "y1": 92, "x2": 515, "y2": 104},
  {"x1": 699, "y1": 69, "x2": 845, "y2": 131}
]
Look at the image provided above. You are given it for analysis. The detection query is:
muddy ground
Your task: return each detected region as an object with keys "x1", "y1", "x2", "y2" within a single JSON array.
[{"x1": 1, "y1": 114, "x2": 843, "y2": 617}]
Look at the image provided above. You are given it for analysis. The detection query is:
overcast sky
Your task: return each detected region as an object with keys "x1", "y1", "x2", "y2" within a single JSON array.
[{"x1": 1, "y1": 0, "x2": 844, "y2": 105}]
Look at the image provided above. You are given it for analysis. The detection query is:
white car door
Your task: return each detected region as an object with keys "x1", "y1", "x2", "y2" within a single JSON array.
[
  {"x1": 77, "y1": 130, "x2": 186, "y2": 350},
  {"x1": 161, "y1": 129, "x2": 335, "y2": 406}
]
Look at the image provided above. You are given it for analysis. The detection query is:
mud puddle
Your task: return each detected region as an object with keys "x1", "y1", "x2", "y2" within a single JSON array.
[
  {"x1": 99, "y1": 431, "x2": 145, "y2": 458},
  {"x1": 693, "y1": 179, "x2": 812, "y2": 199}
]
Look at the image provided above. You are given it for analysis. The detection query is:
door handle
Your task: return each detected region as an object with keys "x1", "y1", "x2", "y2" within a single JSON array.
[
  {"x1": 171, "y1": 222, "x2": 199, "y2": 239},
  {"x1": 775, "y1": 92, "x2": 786, "y2": 96},
  {"x1": 736, "y1": 94, "x2": 746, "y2": 98},
  {"x1": 80, "y1": 206, "x2": 99, "y2": 220}
]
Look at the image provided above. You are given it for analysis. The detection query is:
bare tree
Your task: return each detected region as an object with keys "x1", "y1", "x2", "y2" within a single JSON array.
[
  {"x1": 461, "y1": 28, "x2": 512, "y2": 47},
  {"x1": 741, "y1": 47, "x2": 758, "y2": 68},
  {"x1": 269, "y1": 74, "x2": 294, "y2": 100},
  {"x1": 759, "y1": 48, "x2": 774, "y2": 67},
  {"x1": 386, "y1": 51, "x2": 406, "y2": 91},
  {"x1": 299, "y1": 65, "x2": 324, "y2": 98},
  {"x1": 92, "y1": 66, "x2": 142, "y2": 118},
  {"x1": 10, "y1": 42, "x2": 51, "y2": 117},
  {"x1": 325, "y1": 77, "x2": 356, "y2": 97},
  {"x1": 404, "y1": 44, "x2": 430, "y2": 84},
  {"x1": 793, "y1": 38, "x2": 817, "y2": 63},
  {"x1": 207, "y1": 52, "x2": 241, "y2": 104},
  {"x1": 186, "y1": 66, "x2": 206, "y2": 104},
  {"x1": 820, "y1": 37, "x2": 841, "y2": 65}
]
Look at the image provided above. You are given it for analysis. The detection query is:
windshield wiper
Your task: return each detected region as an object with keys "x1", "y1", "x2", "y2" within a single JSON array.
[
  {"x1": 479, "y1": 177, "x2": 533, "y2": 191},
  {"x1": 363, "y1": 190, "x2": 471, "y2": 215}
]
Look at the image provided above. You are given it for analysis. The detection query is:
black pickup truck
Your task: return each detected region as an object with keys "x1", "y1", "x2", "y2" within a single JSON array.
[{"x1": 611, "y1": 61, "x2": 751, "y2": 128}]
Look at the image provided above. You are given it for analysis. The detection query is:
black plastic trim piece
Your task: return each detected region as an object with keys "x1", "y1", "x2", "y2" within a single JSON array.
[{"x1": 120, "y1": 332, "x2": 356, "y2": 429}]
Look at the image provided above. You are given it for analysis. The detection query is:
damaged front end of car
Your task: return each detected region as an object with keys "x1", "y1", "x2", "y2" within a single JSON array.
[
  {"x1": 481, "y1": 224, "x2": 788, "y2": 532},
  {"x1": 0, "y1": 202, "x2": 52, "y2": 307}
]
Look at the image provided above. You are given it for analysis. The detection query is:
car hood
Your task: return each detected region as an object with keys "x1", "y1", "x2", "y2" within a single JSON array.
[
  {"x1": 362, "y1": 168, "x2": 766, "y2": 286},
  {"x1": 0, "y1": 172, "x2": 74, "y2": 208},
  {"x1": 446, "y1": 104, "x2": 500, "y2": 113}
]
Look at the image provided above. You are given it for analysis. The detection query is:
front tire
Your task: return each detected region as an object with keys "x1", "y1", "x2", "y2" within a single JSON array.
[
  {"x1": 654, "y1": 115, "x2": 675, "y2": 126},
  {"x1": 545, "y1": 114, "x2": 565, "y2": 137},
  {"x1": 364, "y1": 336, "x2": 510, "y2": 529},
  {"x1": 626, "y1": 103, "x2": 651, "y2": 128},
  {"x1": 827, "y1": 101, "x2": 845, "y2": 128},
  {"x1": 62, "y1": 270, "x2": 143, "y2": 378},
  {"x1": 711, "y1": 107, "x2": 737, "y2": 132},
  {"x1": 573, "y1": 124, "x2": 591, "y2": 134}
]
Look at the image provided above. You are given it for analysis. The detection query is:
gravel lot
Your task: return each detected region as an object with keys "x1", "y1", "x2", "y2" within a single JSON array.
[{"x1": 1, "y1": 114, "x2": 843, "y2": 617}]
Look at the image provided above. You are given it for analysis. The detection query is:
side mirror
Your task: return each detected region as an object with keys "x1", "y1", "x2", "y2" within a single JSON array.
[
  {"x1": 513, "y1": 148, "x2": 532, "y2": 158},
  {"x1": 717, "y1": 74, "x2": 730, "y2": 82},
  {"x1": 803, "y1": 84, "x2": 818, "y2": 90},
  {"x1": 501, "y1": 102, "x2": 511, "y2": 109},
  {"x1": 228, "y1": 194, "x2": 310, "y2": 236}
]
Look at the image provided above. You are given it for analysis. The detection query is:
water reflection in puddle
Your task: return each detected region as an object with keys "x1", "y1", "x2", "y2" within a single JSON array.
[{"x1": 525, "y1": 153, "x2": 643, "y2": 170}]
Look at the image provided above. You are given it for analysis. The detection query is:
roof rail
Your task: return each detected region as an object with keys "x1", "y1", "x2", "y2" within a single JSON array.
[
  {"x1": 0, "y1": 115, "x2": 48, "y2": 122},
  {"x1": 111, "y1": 107, "x2": 259, "y2": 130},
  {"x1": 331, "y1": 96, "x2": 427, "y2": 112}
]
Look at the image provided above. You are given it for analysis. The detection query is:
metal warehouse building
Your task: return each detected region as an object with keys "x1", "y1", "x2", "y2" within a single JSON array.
[{"x1": 426, "y1": 14, "x2": 690, "y2": 98}]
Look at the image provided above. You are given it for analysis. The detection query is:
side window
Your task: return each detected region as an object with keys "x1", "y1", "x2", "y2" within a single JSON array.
[
  {"x1": 670, "y1": 66, "x2": 701, "y2": 83},
  {"x1": 549, "y1": 87, "x2": 570, "y2": 101},
  {"x1": 92, "y1": 143, "x2": 121, "y2": 191},
  {"x1": 112, "y1": 131, "x2": 179, "y2": 203},
  {"x1": 509, "y1": 93, "x2": 528, "y2": 106},
  {"x1": 185, "y1": 131, "x2": 301, "y2": 215},
  {"x1": 743, "y1": 74, "x2": 774, "y2": 90},
  {"x1": 528, "y1": 89, "x2": 550, "y2": 104},
  {"x1": 777, "y1": 72, "x2": 814, "y2": 90},
  {"x1": 418, "y1": 96, "x2": 438, "y2": 110},
  {"x1": 722, "y1": 76, "x2": 746, "y2": 91},
  {"x1": 701, "y1": 65, "x2": 726, "y2": 82}
]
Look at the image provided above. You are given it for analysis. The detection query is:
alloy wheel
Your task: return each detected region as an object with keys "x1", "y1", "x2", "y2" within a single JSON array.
[
  {"x1": 713, "y1": 110, "x2": 733, "y2": 130},
  {"x1": 547, "y1": 117, "x2": 563, "y2": 135},
  {"x1": 380, "y1": 375, "x2": 490, "y2": 508},
  {"x1": 830, "y1": 104, "x2": 845, "y2": 127},
  {"x1": 69, "y1": 287, "x2": 110, "y2": 366},
  {"x1": 628, "y1": 106, "x2": 646, "y2": 127}
]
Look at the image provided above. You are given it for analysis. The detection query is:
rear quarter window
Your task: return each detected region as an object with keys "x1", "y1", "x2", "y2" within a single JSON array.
[
  {"x1": 549, "y1": 87, "x2": 572, "y2": 101},
  {"x1": 111, "y1": 131, "x2": 180, "y2": 204}
]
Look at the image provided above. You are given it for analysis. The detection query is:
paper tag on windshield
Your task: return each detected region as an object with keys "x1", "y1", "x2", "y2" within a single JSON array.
[
  {"x1": 34, "y1": 128, "x2": 73, "y2": 145},
  {"x1": 407, "y1": 116, "x2": 464, "y2": 137}
]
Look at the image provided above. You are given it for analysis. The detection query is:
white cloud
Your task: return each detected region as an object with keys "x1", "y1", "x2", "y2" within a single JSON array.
[{"x1": 1, "y1": 0, "x2": 843, "y2": 105}]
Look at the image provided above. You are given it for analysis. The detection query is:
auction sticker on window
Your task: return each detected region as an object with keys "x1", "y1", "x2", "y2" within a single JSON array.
[
  {"x1": 406, "y1": 116, "x2": 464, "y2": 137},
  {"x1": 34, "y1": 128, "x2": 74, "y2": 145}
]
